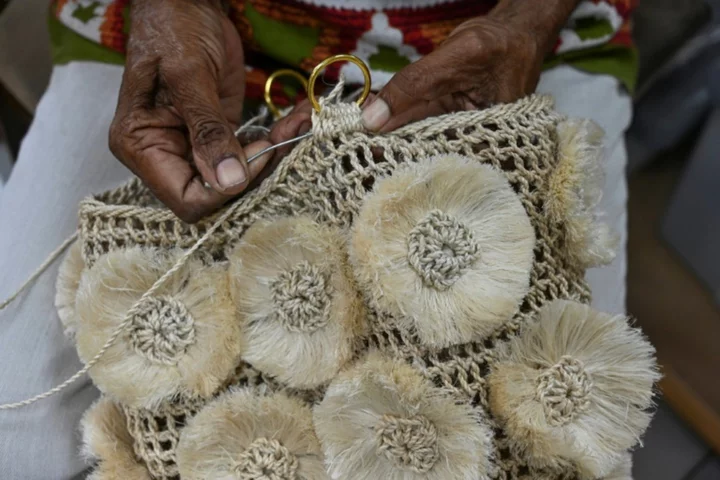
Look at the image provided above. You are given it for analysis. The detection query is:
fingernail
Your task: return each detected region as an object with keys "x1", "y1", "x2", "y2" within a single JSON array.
[
  {"x1": 244, "y1": 141, "x2": 273, "y2": 166},
  {"x1": 216, "y1": 156, "x2": 247, "y2": 189},
  {"x1": 298, "y1": 120, "x2": 311, "y2": 136},
  {"x1": 361, "y1": 98, "x2": 390, "y2": 131}
]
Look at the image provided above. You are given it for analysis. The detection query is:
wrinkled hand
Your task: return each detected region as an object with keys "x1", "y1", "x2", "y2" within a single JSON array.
[
  {"x1": 263, "y1": 11, "x2": 544, "y2": 178},
  {"x1": 271, "y1": 10, "x2": 551, "y2": 146},
  {"x1": 360, "y1": 13, "x2": 547, "y2": 132},
  {"x1": 264, "y1": 1, "x2": 574, "y2": 183},
  {"x1": 109, "y1": 0, "x2": 272, "y2": 222}
]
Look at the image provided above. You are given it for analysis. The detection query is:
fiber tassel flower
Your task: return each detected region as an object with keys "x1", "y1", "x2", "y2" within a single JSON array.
[
  {"x1": 81, "y1": 397, "x2": 152, "y2": 480},
  {"x1": 228, "y1": 217, "x2": 365, "y2": 389},
  {"x1": 74, "y1": 247, "x2": 242, "y2": 408},
  {"x1": 602, "y1": 453, "x2": 633, "y2": 480},
  {"x1": 314, "y1": 352, "x2": 492, "y2": 480},
  {"x1": 350, "y1": 155, "x2": 535, "y2": 347},
  {"x1": 546, "y1": 119, "x2": 618, "y2": 268},
  {"x1": 176, "y1": 387, "x2": 328, "y2": 480},
  {"x1": 55, "y1": 240, "x2": 85, "y2": 339},
  {"x1": 488, "y1": 300, "x2": 659, "y2": 479}
]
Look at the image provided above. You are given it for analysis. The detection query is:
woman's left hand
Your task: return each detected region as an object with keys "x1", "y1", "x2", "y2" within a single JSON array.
[
  {"x1": 361, "y1": 13, "x2": 546, "y2": 132},
  {"x1": 267, "y1": 0, "x2": 577, "y2": 151},
  {"x1": 261, "y1": 13, "x2": 544, "y2": 172}
]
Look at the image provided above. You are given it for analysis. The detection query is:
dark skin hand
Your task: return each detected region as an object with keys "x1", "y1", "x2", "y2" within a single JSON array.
[
  {"x1": 274, "y1": 0, "x2": 580, "y2": 135},
  {"x1": 109, "y1": 0, "x2": 273, "y2": 223},
  {"x1": 111, "y1": 0, "x2": 578, "y2": 222}
]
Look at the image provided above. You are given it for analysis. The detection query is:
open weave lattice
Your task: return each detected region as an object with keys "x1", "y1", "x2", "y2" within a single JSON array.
[{"x1": 77, "y1": 95, "x2": 595, "y2": 480}]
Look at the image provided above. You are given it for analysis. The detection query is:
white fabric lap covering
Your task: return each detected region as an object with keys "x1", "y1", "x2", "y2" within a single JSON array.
[
  {"x1": 0, "y1": 62, "x2": 630, "y2": 478},
  {"x1": 0, "y1": 62, "x2": 129, "y2": 480}
]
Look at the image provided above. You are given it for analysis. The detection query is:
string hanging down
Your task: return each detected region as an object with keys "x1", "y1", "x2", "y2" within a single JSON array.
[{"x1": 0, "y1": 54, "x2": 372, "y2": 410}]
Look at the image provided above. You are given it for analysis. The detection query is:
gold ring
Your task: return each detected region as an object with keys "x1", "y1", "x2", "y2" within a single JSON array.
[
  {"x1": 264, "y1": 69, "x2": 309, "y2": 119},
  {"x1": 307, "y1": 54, "x2": 371, "y2": 113}
]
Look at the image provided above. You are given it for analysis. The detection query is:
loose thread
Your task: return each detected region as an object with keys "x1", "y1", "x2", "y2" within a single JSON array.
[
  {"x1": 0, "y1": 201, "x2": 242, "y2": 410},
  {"x1": 0, "y1": 233, "x2": 78, "y2": 312},
  {"x1": 0, "y1": 85, "x2": 355, "y2": 410}
]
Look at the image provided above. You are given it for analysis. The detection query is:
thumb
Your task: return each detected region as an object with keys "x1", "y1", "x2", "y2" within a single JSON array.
[
  {"x1": 361, "y1": 54, "x2": 458, "y2": 132},
  {"x1": 169, "y1": 69, "x2": 263, "y2": 195}
]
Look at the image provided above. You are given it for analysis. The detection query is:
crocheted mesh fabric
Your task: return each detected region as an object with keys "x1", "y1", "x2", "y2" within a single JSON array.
[{"x1": 75, "y1": 95, "x2": 616, "y2": 480}]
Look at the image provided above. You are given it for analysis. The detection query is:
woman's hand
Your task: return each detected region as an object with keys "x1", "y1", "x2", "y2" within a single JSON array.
[
  {"x1": 361, "y1": 0, "x2": 579, "y2": 132},
  {"x1": 263, "y1": 9, "x2": 548, "y2": 177},
  {"x1": 256, "y1": 0, "x2": 579, "y2": 186},
  {"x1": 109, "y1": 0, "x2": 272, "y2": 223}
]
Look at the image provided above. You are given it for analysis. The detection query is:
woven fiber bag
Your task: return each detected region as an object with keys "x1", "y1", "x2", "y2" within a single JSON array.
[{"x1": 56, "y1": 94, "x2": 658, "y2": 480}]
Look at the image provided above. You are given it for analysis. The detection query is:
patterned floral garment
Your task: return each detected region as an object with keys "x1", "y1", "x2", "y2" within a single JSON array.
[{"x1": 51, "y1": 0, "x2": 638, "y2": 108}]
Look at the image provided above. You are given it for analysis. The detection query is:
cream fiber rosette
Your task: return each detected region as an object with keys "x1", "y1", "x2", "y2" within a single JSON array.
[{"x1": 2, "y1": 74, "x2": 658, "y2": 480}]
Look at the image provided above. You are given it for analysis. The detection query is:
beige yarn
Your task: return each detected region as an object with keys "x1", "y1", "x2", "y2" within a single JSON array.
[
  {"x1": 407, "y1": 209, "x2": 481, "y2": 290},
  {"x1": 126, "y1": 395, "x2": 206, "y2": 479},
  {"x1": 235, "y1": 437, "x2": 299, "y2": 480},
  {"x1": 128, "y1": 295, "x2": 197, "y2": 365},
  {"x1": 375, "y1": 414, "x2": 441, "y2": 473},
  {"x1": 271, "y1": 261, "x2": 333, "y2": 333},
  {"x1": 536, "y1": 355, "x2": 593, "y2": 426},
  {"x1": 59, "y1": 94, "x2": 656, "y2": 480}
]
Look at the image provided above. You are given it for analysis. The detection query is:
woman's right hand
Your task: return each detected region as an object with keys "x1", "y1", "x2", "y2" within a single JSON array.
[{"x1": 109, "y1": 0, "x2": 272, "y2": 223}]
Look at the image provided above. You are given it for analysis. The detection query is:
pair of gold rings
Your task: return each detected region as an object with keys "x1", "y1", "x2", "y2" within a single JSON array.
[{"x1": 263, "y1": 54, "x2": 372, "y2": 118}]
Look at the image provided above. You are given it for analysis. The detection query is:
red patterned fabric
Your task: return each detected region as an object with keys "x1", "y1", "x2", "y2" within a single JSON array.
[{"x1": 52, "y1": 0, "x2": 638, "y2": 105}]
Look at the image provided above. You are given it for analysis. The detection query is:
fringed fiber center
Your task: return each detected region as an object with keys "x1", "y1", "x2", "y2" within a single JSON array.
[
  {"x1": 536, "y1": 355, "x2": 593, "y2": 426},
  {"x1": 375, "y1": 414, "x2": 440, "y2": 473},
  {"x1": 235, "y1": 437, "x2": 299, "y2": 480},
  {"x1": 407, "y1": 210, "x2": 480, "y2": 290},
  {"x1": 271, "y1": 261, "x2": 332, "y2": 333},
  {"x1": 128, "y1": 295, "x2": 196, "y2": 365}
]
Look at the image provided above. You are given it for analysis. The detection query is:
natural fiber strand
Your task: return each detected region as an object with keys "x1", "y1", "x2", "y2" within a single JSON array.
[{"x1": 0, "y1": 232, "x2": 78, "y2": 312}]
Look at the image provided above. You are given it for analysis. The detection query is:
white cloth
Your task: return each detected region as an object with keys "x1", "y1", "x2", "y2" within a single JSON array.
[
  {"x1": 0, "y1": 62, "x2": 631, "y2": 478},
  {"x1": 537, "y1": 65, "x2": 632, "y2": 315},
  {"x1": 0, "y1": 62, "x2": 129, "y2": 480}
]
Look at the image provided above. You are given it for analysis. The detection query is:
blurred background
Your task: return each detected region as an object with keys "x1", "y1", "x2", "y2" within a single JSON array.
[{"x1": 1, "y1": 1, "x2": 720, "y2": 478}]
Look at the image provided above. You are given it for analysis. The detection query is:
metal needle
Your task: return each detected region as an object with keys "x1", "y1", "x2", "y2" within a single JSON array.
[{"x1": 245, "y1": 131, "x2": 314, "y2": 164}]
